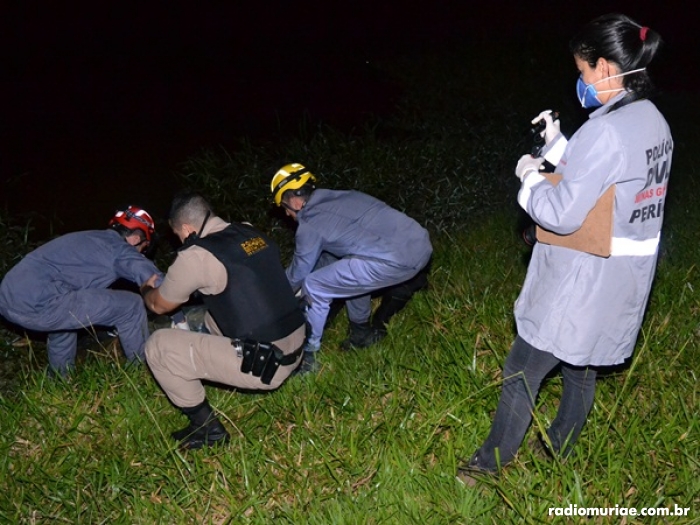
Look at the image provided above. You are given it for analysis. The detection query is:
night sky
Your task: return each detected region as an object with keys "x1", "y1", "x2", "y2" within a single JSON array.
[{"x1": 2, "y1": 1, "x2": 693, "y2": 235}]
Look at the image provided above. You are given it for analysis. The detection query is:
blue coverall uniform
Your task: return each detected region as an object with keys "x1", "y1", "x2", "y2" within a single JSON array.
[
  {"x1": 0, "y1": 229, "x2": 163, "y2": 374},
  {"x1": 286, "y1": 189, "x2": 432, "y2": 349}
]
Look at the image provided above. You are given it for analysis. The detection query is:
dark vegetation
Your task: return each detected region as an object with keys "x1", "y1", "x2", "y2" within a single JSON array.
[{"x1": 1, "y1": 33, "x2": 698, "y2": 523}]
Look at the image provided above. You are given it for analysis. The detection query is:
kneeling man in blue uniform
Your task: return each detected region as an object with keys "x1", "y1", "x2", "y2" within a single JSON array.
[
  {"x1": 0, "y1": 206, "x2": 162, "y2": 377},
  {"x1": 270, "y1": 163, "x2": 433, "y2": 373}
]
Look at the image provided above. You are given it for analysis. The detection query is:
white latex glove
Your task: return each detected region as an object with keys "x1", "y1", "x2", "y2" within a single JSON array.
[
  {"x1": 515, "y1": 154, "x2": 544, "y2": 182},
  {"x1": 531, "y1": 110, "x2": 561, "y2": 145}
]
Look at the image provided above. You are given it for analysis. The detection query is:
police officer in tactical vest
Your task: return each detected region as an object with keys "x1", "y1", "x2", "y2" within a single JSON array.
[{"x1": 141, "y1": 192, "x2": 305, "y2": 449}]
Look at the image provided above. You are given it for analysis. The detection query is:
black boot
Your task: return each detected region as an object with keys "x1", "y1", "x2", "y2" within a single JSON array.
[
  {"x1": 340, "y1": 321, "x2": 385, "y2": 350},
  {"x1": 172, "y1": 399, "x2": 230, "y2": 450},
  {"x1": 371, "y1": 296, "x2": 410, "y2": 332},
  {"x1": 371, "y1": 265, "x2": 429, "y2": 330},
  {"x1": 324, "y1": 299, "x2": 346, "y2": 329}
]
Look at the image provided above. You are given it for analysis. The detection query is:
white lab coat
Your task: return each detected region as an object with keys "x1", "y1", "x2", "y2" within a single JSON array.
[{"x1": 516, "y1": 93, "x2": 673, "y2": 366}]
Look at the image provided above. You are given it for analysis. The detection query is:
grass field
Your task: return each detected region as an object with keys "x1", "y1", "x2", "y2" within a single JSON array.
[
  {"x1": 1, "y1": 209, "x2": 698, "y2": 523},
  {"x1": 1, "y1": 41, "x2": 699, "y2": 524}
]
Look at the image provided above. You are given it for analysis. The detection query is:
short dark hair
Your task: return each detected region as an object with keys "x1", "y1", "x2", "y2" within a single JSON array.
[
  {"x1": 570, "y1": 13, "x2": 663, "y2": 98},
  {"x1": 110, "y1": 223, "x2": 146, "y2": 242},
  {"x1": 168, "y1": 191, "x2": 214, "y2": 230}
]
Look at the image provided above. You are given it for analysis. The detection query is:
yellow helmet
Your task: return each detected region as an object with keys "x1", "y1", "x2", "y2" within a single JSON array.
[{"x1": 270, "y1": 163, "x2": 317, "y2": 206}]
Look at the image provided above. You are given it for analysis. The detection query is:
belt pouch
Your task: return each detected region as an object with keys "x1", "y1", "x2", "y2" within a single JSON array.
[
  {"x1": 251, "y1": 341, "x2": 273, "y2": 377},
  {"x1": 260, "y1": 345, "x2": 284, "y2": 385},
  {"x1": 240, "y1": 340, "x2": 257, "y2": 374}
]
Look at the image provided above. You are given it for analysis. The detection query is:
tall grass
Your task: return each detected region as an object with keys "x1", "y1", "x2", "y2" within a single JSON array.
[
  {"x1": 0, "y1": 214, "x2": 38, "y2": 276},
  {"x1": 1, "y1": 41, "x2": 699, "y2": 523}
]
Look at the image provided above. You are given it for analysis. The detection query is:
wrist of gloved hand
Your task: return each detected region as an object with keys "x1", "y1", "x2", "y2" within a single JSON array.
[
  {"x1": 542, "y1": 133, "x2": 567, "y2": 166},
  {"x1": 515, "y1": 154, "x2": 545, "y2": 182},
  {"x1": 517, "y1": 169, "x2": 546, "y2": 210},
  {"x1": 519, "y1": 168, "x2": 538, "y2": 182}
]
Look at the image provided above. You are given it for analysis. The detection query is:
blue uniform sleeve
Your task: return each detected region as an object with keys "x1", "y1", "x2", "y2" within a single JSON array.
[
  {"x1": 286, "y1": 225, "x2": 323, "y2": 290},
  {"x1": 114, "y1": 244, "x2": 164, "y2": 287},
  {"x1": 528, "y1": 119, "x2": 623, "y2": 234}
]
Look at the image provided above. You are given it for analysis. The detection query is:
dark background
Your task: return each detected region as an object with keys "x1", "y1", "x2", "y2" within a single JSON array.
[{"x1": 1, "y1": 1, "x2": 693, "y2": 235}]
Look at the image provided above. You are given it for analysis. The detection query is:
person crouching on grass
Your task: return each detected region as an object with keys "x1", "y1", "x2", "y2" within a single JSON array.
[
  {"x1": 270, "y1": 163, "x2": 433, "y2": 374},
  {"x1": 0, "y1": 206, "x2": 162, "y2": 377},
  {"x1": 141, "y1": 192, "x2": 306, "y2": 449}
]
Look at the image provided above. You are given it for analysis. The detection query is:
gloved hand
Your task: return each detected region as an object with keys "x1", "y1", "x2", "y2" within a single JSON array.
[
  {"x1": 170, "y1": 310, "x2": 191, "y2": 330},
  {"x1": 171, "y1": 320, "x2": 191, "y2": 330},
  {"x1": 531, "y1": 110, "x2": 561, "y2": 145},
  {"x1": 515, "y1": 154, "x2": 544, "y2": 182}
]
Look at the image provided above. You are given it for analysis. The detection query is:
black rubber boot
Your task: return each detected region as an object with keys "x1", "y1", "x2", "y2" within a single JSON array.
[
  {"x1": 371, "y1": 264, "x2": 430, "y2": 330},
  {"x1": 340, "y1": 321, "x2": 385, "y2": 350},
  {"x1": 371, "y1": 296, "x2": 410, "y2": 331},
  {"x1": 324, "y1": 299, "x2": 346, "y2": 329},
  {"x1": 172, "y1": 399, "x2": 230, "y2": 450},
  {"x1": 293, "y1": 351, "x2": 320, "y2": 376}
]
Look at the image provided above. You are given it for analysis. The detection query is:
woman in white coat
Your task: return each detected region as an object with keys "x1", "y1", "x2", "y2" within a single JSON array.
[{"x1": 459, "y1": 13, "x2": 673, "y2": 483}]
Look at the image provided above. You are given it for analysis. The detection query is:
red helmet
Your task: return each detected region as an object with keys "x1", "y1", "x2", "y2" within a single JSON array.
[{"x1": 108, "y1": 206, "x2": 155, "y2": 242}]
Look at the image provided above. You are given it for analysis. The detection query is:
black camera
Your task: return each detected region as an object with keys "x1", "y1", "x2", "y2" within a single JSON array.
[
  {"x1": 529, "y1": 110, "x2": 559, "y2": 157},
  {"x1": 522, "y1": 110, "x2": 560, "y2": 247},
  {"x1": 522, "y1": 224, "x2": 537, "y2": 247}
]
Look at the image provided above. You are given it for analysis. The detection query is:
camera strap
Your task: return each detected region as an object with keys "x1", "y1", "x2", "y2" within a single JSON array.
[{"x1": 605, "y1": 91, "x2": 643, "y2": 115}]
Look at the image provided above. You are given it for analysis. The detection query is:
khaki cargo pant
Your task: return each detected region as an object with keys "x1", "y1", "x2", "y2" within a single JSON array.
[{"x1": 145, "y1": 324, "x2": 305, "y2": 408}]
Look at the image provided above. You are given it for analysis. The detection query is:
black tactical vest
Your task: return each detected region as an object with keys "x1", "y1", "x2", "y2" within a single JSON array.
[{"x1": 185, "y1": 224, "x2": 304, "y2": 342}]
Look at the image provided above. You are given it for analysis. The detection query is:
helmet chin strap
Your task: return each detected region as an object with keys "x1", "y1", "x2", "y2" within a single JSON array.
[
  {"x1": 281, "y1": 202, "x2": 299, "y2": 214},
  {"x1": 281, "y1": 200, "x2": 305, "y2": 214}
]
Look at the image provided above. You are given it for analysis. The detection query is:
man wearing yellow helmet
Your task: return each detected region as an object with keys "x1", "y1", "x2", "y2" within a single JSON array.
[{"x1": 271, "y1": 163, "x2": 433, "y2": 373}]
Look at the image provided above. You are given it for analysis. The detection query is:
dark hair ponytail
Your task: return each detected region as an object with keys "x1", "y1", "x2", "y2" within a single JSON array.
[{"x1": 570, "y1": 13, "x2": 663, "y2": 99}]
